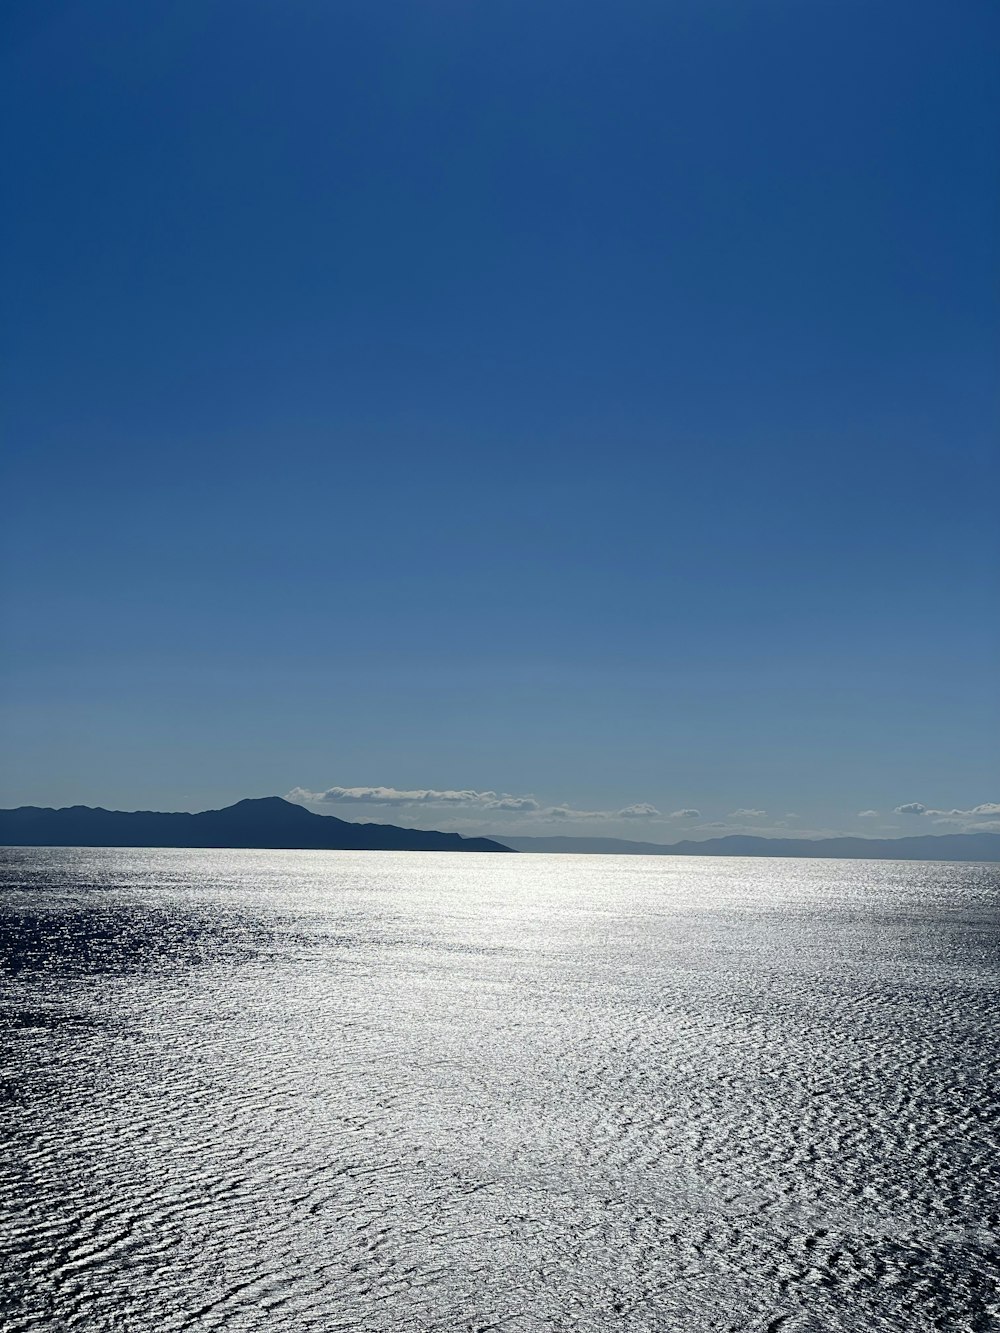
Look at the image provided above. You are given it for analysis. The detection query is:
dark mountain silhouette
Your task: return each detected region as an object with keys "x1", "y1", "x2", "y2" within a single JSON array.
[
  {"x1": 0, "y1": 797, "x2": 513, "y2": 853},
  {"x1": 500, "y1": 831, "x2": 1000, "y2": 861}
]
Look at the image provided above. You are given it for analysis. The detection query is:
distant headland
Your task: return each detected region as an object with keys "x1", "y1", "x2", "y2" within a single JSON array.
[{"x1": 0, "y1": 797, "x2": 513, "y2": 854}]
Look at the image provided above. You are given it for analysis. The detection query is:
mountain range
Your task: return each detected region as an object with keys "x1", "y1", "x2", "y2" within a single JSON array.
[
  {"x1": 1, "y1": 799, "x2": 997, "y2": 861},
  {"x1": 500, "y1": 832, "x2": 1000, "y2": 861},
  {"x1": 0, "y1": 797, "x2": 511, "y2": 853}
]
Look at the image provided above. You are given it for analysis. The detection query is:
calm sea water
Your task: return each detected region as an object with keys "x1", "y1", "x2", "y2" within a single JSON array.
[{"x1": 1, "y1": 848, "x2": 997, "y2": 1332}]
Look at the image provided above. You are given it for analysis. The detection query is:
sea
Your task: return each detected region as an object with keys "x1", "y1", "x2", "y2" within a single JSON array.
[{"x1": 1, "y1": 847, "x2": 997, "y2": 1332}]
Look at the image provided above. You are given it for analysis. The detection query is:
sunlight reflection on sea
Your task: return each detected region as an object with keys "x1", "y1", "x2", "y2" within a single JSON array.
[{"x1": 1, "y1": 849, "x2": 997, "y2": 1332}]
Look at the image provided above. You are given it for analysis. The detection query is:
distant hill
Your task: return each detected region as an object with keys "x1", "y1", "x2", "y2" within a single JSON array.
[
  {"x1": 501, "y1": 831, "x2": 1000, "y2": 862},
  {"x1": 0, "y1": 797, "x2": 513, "y2": 854}
]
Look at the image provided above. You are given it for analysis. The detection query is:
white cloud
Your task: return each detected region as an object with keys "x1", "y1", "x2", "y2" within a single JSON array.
[
  {"x1": 857, "y1": 809, "x2": 880, "y2": 818},
  {"x1": 934, "y1": 802, "x2": 1000, "y2": 818},
  {"x1": 669, "y1": 808, "x2": 701, "y2": 819},
  {"x1": 540, "y1": 803, "x2": 661, "y2": 822},
  {"x1": 286, "y1": 785, "x2": 540, "y2": 812},
  {"x1": 893, "y1": 800, "x2": 999, "y2": 829},
  {"x1": 728, "y1": 808, "x2": 767, "y2": 818},
  {"x1": 287, "y1": 786, "x2": 668, "y2": 827},
  {"x1": 543, "y1": 805, "x2": 604, "y2": 821}
]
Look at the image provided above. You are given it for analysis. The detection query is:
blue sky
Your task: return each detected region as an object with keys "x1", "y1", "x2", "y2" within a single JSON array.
[{"x1": 2, "y1": 0, "x2": 998, "y2": 839}]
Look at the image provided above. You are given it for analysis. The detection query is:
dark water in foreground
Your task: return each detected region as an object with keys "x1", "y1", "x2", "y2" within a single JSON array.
[{"x1": 1, "y1": 849, "x2": 997, "y2": 1332}]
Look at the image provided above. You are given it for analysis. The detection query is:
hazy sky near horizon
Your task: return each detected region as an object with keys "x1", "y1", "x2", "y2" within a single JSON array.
[{"x1": 2, "y1": 1, "x2": 998, "y2": 839}]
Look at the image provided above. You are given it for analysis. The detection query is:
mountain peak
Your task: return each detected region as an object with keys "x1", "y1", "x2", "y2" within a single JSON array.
[
  {"x1": 230, "y1": 796, "x2": 298, "y2": 809},
  {"x1": 218, "y1": 796, "x2": 312, "y2": 819}
]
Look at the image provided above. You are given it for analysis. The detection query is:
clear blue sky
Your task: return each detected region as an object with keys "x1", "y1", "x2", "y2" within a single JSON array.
[{"x1": 2, "y1": 1, "x2": 998, "y2": 840}]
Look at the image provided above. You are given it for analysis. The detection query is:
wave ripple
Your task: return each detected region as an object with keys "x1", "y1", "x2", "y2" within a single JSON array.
[{"x1": 1, "y1": 848, "x2": 998, "y2": 1331}]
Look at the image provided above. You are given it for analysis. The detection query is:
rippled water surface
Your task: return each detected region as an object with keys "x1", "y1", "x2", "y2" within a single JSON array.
[{"x1": 1, "y1": 849, "x2": 998, "y2": 1332}]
